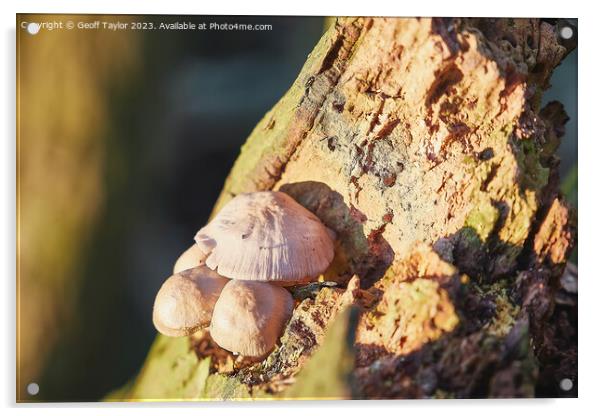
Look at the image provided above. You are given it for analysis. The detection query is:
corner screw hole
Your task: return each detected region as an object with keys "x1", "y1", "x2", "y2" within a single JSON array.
[
  {"x1": 560, "y1": 26, "x2": 574, "y2": 40},
  {"x1": 559, "y1": 378, "x2": 573, "y2": 391},
  {"x1": 27, "y1": 382, "x2": 40, "y2": 396}
]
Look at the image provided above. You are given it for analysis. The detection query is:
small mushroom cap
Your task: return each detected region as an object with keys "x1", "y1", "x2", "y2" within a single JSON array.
[
  {"x1": 153, "y1": 266, "x2": 229, "y2": 337},
  {"x1": 209, "y1": 280, "x2": 294, "y2": 357},
  {"x1": 195, "y1": 191, "x2": 335, "y2": 284},
  {"x1": 173, "y1": 244, "x2": 207, "y2": 274}
]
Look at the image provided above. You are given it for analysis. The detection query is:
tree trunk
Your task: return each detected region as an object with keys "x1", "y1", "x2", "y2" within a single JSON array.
[{"x1": 113, "y1": 17, "x2": 577, "y2": 400}]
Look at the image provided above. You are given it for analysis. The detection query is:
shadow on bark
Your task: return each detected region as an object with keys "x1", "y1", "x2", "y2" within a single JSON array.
[{"x1": 279, "y1": 181, "x2": 394, "y2": 288}]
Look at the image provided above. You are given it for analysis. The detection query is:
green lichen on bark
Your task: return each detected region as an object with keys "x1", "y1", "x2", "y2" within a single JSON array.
[
  {"x1": 202, "y1": 374, "x2": 251, "y2": 400},
  {"x1": 464, "y1": 202, "x2": 500, "y2": 242},
  {"x1": 123, "y1": 335, "x2": 211, "y2": 400}
]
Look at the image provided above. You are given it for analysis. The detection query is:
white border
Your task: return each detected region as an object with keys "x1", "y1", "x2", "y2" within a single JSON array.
[{"x1": 2, "y1": 0, "x2": 596, "y2": 415}]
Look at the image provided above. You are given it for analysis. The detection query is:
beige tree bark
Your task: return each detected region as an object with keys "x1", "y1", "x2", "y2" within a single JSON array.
[{"x1": 117, "y1": 17, "x2": 576, "y2": 400}]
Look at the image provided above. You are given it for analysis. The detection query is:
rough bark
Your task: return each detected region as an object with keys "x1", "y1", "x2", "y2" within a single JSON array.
[{"x1": 114, "y1": 17, "x2": 577, "y2": 400}]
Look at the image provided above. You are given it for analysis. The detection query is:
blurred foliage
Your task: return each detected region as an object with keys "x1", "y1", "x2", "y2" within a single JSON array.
[
  {"x1": 561, "y1": 164, "x2": 578, "y2": 209},
  {"x1": 561, "y1": 164, "x2": 578, "y2": 263},
  {"x1": 17, "y1": 14, "x2": 142, "y2": 401}
]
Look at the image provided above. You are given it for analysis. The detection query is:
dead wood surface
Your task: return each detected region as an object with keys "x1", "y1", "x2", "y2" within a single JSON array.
[{"x1": 118, "y1": 17, "x2": 577, "y2": 400}]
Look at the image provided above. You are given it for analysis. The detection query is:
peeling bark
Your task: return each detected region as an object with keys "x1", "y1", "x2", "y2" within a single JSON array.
[{"x1": 121, "y1": 17, "x2": 577, "y2": 400}]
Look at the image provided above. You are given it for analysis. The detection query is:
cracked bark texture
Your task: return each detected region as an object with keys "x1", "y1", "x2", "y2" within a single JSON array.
[{"x1": 116, "y1": 17, "x2": 577, "y2": 400}]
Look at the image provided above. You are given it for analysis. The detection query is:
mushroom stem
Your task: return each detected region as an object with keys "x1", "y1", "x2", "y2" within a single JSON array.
[{"x1": 173, "y1": 244, "x2": 209, "y2": 274}]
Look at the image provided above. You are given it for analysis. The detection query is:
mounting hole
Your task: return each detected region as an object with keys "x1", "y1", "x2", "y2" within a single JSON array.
[
  {"x1": 26, "y1": 23, "x2": 40, "y2": 35},
  {"x1": 27, "y1": 382, "x2": 40, "y2": 396},
  {"x1": 560, "y1": 26, "x2": 574, "y2": 40},
  {"x1": 559, "y1": 378, "x2": 573, "y2": 391}
]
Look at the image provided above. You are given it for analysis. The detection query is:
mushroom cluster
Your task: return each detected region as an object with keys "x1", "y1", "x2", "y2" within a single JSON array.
[{"x1": 153, "y1": 191, "x2": 335, "y2": 358}]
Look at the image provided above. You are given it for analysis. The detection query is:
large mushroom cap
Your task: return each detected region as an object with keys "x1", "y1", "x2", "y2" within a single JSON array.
[
  {"x1": 152, "y1": 265, "x2": 229, "y2": 337},
  {"x1": 173, "y1": 244, "x2": 207, "y2": 274},
  {"x1": 195, "y1": 191, "x2": 335, "y2": 284},
  {"x1": 209, "y1": 280, "x2": 294, "y2": 357}
]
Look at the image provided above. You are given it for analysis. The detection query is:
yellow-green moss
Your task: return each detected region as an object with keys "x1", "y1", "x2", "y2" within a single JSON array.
[
  {"x1": 464, "y1": 201, "x2": 500, "y2": 242},
  {"x1": 281, "y1": 306, "x2": 359, "y2": 399},
  {"x1": 123, "y1": 335, "x2": 211, "y2": 401},
  {"x1": 202, "y1": 374, "x2": 251, "y2": 400}
]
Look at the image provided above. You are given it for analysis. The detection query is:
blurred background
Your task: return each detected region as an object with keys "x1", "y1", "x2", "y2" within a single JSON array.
[{"x1": 16, "y1": 15, "x2": 577, "y2": 401}]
